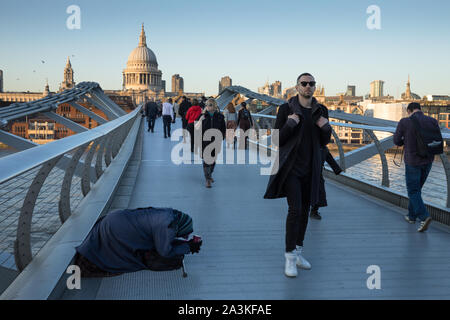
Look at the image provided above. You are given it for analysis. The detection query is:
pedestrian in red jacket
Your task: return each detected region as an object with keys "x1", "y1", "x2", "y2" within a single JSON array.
[{"x1": 185, "y1": 100, "x2": 203, "y2": 153}]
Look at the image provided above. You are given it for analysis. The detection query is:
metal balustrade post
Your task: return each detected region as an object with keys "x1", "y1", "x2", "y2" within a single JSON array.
[
  {"x1": 95, "y1": 136, "x2": 107, "y2": 178},
  {"x1": 366, "y1": 129, "x2": 390, "y2": 187},
  {"x1": 14, "y1": 156, "x2": 63, "y2": 271},
  {"x1": 111, "y1": 128, "x2": 121, "y2": 159},
  {"x1": 120, "y1": 122, "x2": 131, "y2": 146},
  {"x1": 331, "y1": 127, "x2": 346, "y2": 171},
  {"x1": 104, "y1": 134, "x2": 114, "y2": 167},
  {"x1": 81, "y1": 139, "x2": 101, "y2": 196},
  {"x1": 59, "y1": 144, "x2": 89, "y2": 223}
]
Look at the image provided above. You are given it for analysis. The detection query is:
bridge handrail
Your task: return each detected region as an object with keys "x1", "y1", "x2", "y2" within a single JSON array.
[
  {"x1": 0, "y1": 111, "x2": 143, "y2": 300},
  {"x1": 0, "y1": 105, "x2": 142, "y2": 275},
  {"x1": 251, "y1": 113, "x2": 450, "y2": 140},
  {"x1": 0, "y1": 108, "x2": 140, "y2": 185}
]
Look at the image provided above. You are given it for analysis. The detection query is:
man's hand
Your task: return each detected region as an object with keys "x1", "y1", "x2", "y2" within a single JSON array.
[
  {"x1": 316, "y1": 116, "x2": 328, "y2": 128},
  {"x1": 288, "y1": 114, "x2": 300, "y2": 124},
  {"x1": 188, "y1": 239, "x2": 202, "y2": 254}
]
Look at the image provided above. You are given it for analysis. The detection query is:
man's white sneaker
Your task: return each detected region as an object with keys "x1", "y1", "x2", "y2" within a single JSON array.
[
  {"x1": 296, "y1": 246, "x2": 312, "y2": 270},
  {"x1": 284, "y1": 251, "x2": 298, "y2": 277}
]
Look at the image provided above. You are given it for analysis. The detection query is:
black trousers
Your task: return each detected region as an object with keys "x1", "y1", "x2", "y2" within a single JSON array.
[
  {"x1": 163, "y1": 115, "x2": 172, "y2": 137},
  {"x1": 181, "y1": 118, "x2": 188, "y2": 129},
  {"x1": 187, "y1": 123, "x2": 195, "y2": 152},
  {"x1": 187, "y1": 123, "x2": 201, "y2": 153},
  {"x1": 147, "y1": 116, "x2": 156, "y2": 132},
  {"x1": 284, "y1": 173, "x2": 312, "y2": 252}
]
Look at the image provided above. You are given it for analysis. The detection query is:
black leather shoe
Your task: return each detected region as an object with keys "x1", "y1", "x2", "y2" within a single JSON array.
[{"x1": 310, "y1": 210, "x2": 322, "y2": 220}]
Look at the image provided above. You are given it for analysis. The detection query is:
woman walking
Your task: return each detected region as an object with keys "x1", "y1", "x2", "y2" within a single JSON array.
[
  {"x1": 236, "y1": 102, "x2": 254, "y2": 149},
  {"x1": 185, "y1": 99, "x2": 203, "y2": 153},
  {"x1": 223, "y1": 102, "x2": 237, "y2": 149},
  {"x1": 196, "y1": 98, "x2": 226, "y2": 188}
]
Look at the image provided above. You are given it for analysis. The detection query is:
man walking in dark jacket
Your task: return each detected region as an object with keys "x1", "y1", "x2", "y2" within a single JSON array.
[
  {"x1": 394, "y1": 102, "x2": 441, "y2": 232},
  {"x1": 178, "y1": 96, "x2": 192, "y2": 142},
  {"x1": 145, "y1": 100, "x2": 159, "y2": 133},
  {"x1": 264, "y1": 73, "x2": 332, "y2": 278}
]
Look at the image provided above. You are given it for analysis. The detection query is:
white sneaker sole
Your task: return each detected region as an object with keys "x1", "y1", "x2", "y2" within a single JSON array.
[{"x1": 285, "y1": 272, "x2": 297, "y2": 278}]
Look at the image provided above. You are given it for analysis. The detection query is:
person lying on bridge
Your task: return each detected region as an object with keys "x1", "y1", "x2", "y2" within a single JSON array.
[{"x1": 74, "y1": 207, "x2": 202, "y2": 277}]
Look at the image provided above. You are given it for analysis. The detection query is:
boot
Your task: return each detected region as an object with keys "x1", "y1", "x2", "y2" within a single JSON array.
[
  {"x1": 295, "y1": 246, "x2": 311, "y2": 270},
  {"x1": 310, "y1": 209, "x2": 322, "y2": 220},
  {"x1": 210, "y1": 164, "x2": 215, "y2": 183},
  {"x1": 203, "y1": 166, "x2": 212, "y2": 188},
  {"x1": 284, "y1": 251, "x2": 297, "y2": 277}
]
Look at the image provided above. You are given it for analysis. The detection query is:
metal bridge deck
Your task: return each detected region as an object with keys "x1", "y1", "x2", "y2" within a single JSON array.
[{"x1": 61, "y1": 117, "x2": 450, "y2": 300}]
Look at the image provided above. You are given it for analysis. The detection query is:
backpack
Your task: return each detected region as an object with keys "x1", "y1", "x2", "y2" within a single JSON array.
[
  {"x1": 241, "y1": 109, "x2": 250, "y2": 120},
  {"x1": 410, "y1": 114, "x2": 443, "y2": 157}
]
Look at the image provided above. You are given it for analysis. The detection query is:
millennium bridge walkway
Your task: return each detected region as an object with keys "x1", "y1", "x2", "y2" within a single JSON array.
[{"x1": 0, "y1": 83, "x2": 450, "y2": 299}]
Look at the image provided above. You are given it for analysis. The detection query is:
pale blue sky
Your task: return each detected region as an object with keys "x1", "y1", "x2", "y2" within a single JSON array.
[{"x1": 0, "y1": 0, "x2": 449, "y2": 97}]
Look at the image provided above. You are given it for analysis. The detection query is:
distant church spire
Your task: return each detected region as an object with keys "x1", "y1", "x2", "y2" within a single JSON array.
[
  {"x1": 43, "y1": 78, "x2": 50, "y2": 96},
  {"x1": 60, "y1": 57, "x2": 74, "y2": 91},
  {"x1": 405, "y1": 74, "x2": 411, "y2": 99},
  {"x1": 139, "y1": 23, "x2": 147, "y2": 47}
]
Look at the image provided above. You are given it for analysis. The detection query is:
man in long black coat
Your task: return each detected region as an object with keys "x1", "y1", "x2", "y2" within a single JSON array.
[
  {"x1": 310, "y1": 146, "x2": 343, "y2": 220},
  {"x1": 145, "y1": 100, "x2": 159, "y2": 133},
  {"x1": 263, "y1": 73, "x2": 331, "y2": 278}
]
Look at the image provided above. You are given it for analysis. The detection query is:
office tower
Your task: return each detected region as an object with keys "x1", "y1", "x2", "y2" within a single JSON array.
[
  {"x1": 219, "y1": 76, "x2": 232, "y2": 94},
  {"x1": 272, "y1": 81, "x2": 282, "y2": 97},
  {"x1": 370, "y1": 80, "x2": 384, "y2": 97},
  {"x1": 346, "y1": 85, "x2": 356, "y2": 97},
  {"x1": 171, "y1": 74, "x2": 184, "y2": 93}
]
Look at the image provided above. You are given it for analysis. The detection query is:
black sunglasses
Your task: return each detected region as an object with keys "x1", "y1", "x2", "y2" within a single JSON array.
[{"x1": 300, "y1": 81, "x2": 316, "y2": 87}]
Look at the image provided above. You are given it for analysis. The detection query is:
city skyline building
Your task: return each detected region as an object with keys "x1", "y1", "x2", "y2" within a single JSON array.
[
  {"x1": 258, "y1": 80, "x2": 282, "y2": 98},
  {"x1": 59, "y1": 57, "x2": 75, "y2": 92},
  {"x1": 401, "y1": 75, "x2": 421, "y2": 100},
  {"x1": 345, "y1": 85, "x2": 356, "y2": 97},
  {"x1": 272, "y1": 81, "x2": 282, "y2": 98},
  {"x1": 370, "y1": 80, "x2": 385, "y2": 98},
  {"x1": 171, "y1": 74, "x2": 184, "y2": 93},
  {"x1": 0, "y1": 70, "x2": 3, "y2": 92},
  {"x1": 122, "y1": 24, "x2": 164, "y2": 96},
  {"x1": 219, "y1": 76, "x2": 232, "y2": 94},
  {"x1": 43, "y1": 79, "x2": 51, "y2": 97}
]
